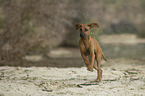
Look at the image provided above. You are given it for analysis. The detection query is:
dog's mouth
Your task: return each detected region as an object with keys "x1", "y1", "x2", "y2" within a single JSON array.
[{"x1": 80, "y1": 33, "x2": 87, "y2": 38}]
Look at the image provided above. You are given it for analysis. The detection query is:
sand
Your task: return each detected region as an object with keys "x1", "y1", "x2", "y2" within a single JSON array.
[{"x1": 0, "y1": 59, "x2": 145, "y2": 96}]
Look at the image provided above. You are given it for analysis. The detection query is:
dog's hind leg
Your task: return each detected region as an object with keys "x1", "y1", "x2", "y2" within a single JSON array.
[{"x1": 95, "y1": 53, "x2": 103, "y2": 81}]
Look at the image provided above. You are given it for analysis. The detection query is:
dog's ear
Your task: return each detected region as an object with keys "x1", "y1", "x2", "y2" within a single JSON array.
[
  {"x1": 74, "y1": 23, "x2": 81, "y2": 30},
  {"x1": 88, "y1": 23, "x2": 99, "y2": 29}
]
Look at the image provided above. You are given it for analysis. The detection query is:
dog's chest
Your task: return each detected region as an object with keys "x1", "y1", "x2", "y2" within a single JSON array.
[{"x1": 84, "y1": 49, "x2": 90, "y2": 55}]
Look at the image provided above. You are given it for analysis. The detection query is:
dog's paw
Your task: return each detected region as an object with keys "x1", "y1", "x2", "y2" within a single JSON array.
[
  {"x1": 96, "y1": 78, "x2": 102, "y2": 82},
  {"x1": 87, "y1": 68, "x2": 93, "y2": 72}
]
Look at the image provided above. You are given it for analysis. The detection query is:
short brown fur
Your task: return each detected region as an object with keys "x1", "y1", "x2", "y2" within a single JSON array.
[{"x1": 74, "y1": 23, "x2": 107, "y2": 81}]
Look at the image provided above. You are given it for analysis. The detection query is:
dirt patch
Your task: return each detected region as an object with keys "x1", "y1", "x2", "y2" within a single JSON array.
[{"x1": 0, "y1": 59, "x2": 145, "y2": 96}]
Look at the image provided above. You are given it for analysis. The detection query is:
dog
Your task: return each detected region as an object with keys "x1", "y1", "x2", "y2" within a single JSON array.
[{"x1": 74, "y1": 23, "x2": 107, "y2": 81}]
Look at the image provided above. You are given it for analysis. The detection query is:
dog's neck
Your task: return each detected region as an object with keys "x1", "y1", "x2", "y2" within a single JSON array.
[{"x1": 81, "y1": 36, "x2": 91, "y2": 49}]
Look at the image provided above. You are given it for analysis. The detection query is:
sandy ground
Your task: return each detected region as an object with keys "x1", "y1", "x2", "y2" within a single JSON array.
[{"x1": 0, "y1": 59, "x2": 145, "y2": 96}]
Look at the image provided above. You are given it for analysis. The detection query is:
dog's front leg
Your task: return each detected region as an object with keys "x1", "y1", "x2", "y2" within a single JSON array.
[
  {"x1": 88, "y1": 53, "x2": 95, "y2": 72},
  {"x1": 88, "y1": 46, "x2": 95, "y2": 72},
  {"x1": 81, "y1": 53, "x2": 90, "y2": 66},
  {"x1": 81, "y1": 53, "x2": 93, "y2": 72}
]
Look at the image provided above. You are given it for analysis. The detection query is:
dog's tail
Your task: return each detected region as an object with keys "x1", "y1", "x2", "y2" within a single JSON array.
[{"x1": 102, "y1": 52, "x2": 107, "y2": 61}]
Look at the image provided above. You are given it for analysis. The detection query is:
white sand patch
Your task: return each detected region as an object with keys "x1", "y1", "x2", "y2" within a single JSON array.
[
  {"x1": 100, "y1": 34, "x2": 145, "y2": 45},
  {"x1": 0, "y1": 59, "x2": 145, "y2": 96}
]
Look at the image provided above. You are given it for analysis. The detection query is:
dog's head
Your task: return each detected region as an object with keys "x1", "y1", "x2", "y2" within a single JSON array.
[{"x1": 74, "y1": 23, "x2": 99, "y2": 38}]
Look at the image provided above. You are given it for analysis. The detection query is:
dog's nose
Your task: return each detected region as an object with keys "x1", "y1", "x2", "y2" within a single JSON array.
[{"x1": 80, "y1": 33, "x2": 86, "y2": 38}]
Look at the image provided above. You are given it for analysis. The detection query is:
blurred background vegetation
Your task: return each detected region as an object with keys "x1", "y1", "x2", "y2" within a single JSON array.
[{"x1": 0, "y1": 0, "x2": 145, "y2": 66}]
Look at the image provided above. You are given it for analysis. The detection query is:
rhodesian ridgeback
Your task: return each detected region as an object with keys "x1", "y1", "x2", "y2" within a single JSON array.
[{"x1": 75, "y1": 23, "x2": 107, "y2": 81}]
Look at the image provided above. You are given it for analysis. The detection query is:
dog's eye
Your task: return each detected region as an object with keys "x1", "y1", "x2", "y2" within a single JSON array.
[
  {"x1": 85, "y1": 28, "x2": 88, "y2": 31},
  {"x1": 80, "y1": 28, "x2": 82, "y2": 31}
]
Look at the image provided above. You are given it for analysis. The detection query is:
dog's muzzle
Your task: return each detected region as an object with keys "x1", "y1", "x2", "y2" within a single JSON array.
[{"x1": 80, "y1": 33, "x2": 87, "y2": 38}]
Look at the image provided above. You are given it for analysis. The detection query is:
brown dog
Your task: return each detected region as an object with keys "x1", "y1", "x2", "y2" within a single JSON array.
[{"x1": 75, "y1": 23, "x2": 107, "y2": 81}]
